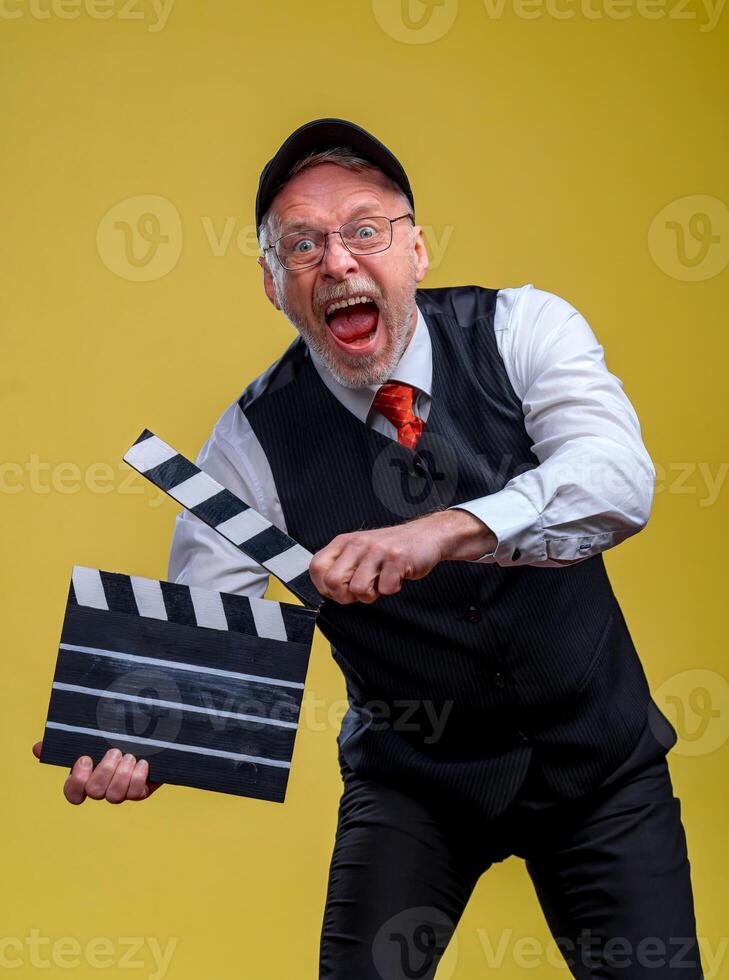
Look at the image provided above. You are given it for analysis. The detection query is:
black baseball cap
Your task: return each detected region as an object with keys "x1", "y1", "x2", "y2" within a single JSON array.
[{"x1": 255, "y1": 117, "x2": 415, "y2": 239}]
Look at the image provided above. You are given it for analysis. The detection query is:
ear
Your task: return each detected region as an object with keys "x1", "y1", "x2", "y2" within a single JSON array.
[
  {"x1": 411, "y1": 223, "x2": 430, "y2": 283},
  {"x1": 258, "y1": 255, "x2": 282, "y2": 311}
]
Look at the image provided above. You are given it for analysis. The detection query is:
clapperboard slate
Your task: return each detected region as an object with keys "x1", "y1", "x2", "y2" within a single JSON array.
[{"x1": 39, "y1": 427, "x2": 327, "y2": 803}]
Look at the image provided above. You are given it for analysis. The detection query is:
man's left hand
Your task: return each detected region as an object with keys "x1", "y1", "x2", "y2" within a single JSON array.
[{"x1": 309, "y1": 509, "x2": 496, "y2": 604}]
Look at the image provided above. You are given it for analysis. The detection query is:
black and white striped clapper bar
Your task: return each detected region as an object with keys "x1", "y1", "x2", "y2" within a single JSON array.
[
  {"x1": 39, "y1": 566, "x2": 317, "y2": 802},
  {"x1": 122, "y1": 428, "x2": 325, "y2": 611}
]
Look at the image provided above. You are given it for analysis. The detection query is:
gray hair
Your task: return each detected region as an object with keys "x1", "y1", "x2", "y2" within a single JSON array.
[{"x1": 258, "y1": 146, "x2": 413, "y2": 252}]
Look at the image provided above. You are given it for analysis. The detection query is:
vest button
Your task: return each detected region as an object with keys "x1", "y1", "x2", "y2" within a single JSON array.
[
  {"x1": 515, "y1": 728, "x2": 530, "y2": 742},
  {"x1": 464, "y1": 605, "x2": 481, "y2": 623},
  {"x1": 412, "y1": 459, "x2": 427, "y2": 478},
  {"x1": 493, "y1": 671, "x2": 505, "y2": 688}
]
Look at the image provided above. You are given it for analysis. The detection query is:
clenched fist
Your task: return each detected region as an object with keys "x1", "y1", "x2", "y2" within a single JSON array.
[
  {"x1": 32, "y1": 741, "x2": 162, "y2": 805},
  {"x1": 309, "y1": 508, "x2": 497, "y2": 604}
]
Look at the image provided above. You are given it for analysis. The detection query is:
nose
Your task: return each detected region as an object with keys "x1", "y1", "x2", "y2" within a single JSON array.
[{"x1": 318, "y1": 231, "x2": 360, "y2": 280}]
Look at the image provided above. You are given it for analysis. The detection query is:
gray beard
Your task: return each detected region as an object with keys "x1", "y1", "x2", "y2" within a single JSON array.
[
  {"x1": 304, "y1": 314, "x2": 412, "y2": 388},
  {"x1": 277, "y1": 293, "x2": 416, "y2": 389}
]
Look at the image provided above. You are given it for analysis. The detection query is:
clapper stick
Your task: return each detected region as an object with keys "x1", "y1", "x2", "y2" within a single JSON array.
[{"x1": 123, "y1": 428, "x2": 325, "y2": 611}]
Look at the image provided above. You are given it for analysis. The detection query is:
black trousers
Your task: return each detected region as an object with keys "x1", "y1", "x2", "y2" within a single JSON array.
[{"x1": 319, "y1": 702, "x2": 702, "y2": 979}]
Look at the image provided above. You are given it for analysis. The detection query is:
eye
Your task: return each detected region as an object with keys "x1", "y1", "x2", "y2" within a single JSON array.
[
  {"x1": 292, "y1": 237, "x2": 315, "y2": 253},
  {"x1": 353, "y1": 224, "x2": 376, "y2": 240}
]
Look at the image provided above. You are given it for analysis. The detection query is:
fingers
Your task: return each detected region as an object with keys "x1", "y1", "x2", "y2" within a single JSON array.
[
  {"x1": 344, "y1": 555, "x2": 409, "y2": 601},
  {"x1": 36, "y1": 738, "x2": 161, "y2": 804},
  {"x1": 311, "y1": 540, "x2": 366, "y2": 603},
  {"x1": 82, "y1": 748, "x2": 123, "y2": 801},
  {"x1": 62, "y1": 748, "x2": 159, "y2": 804},
  {"x1": 310, "y1": 534, "x2": 408, "y2": 604},
  {"x1": 63, "y1": 754, "x2": 94, "y2": 805},
  {"x1": 309, "y1": 535, "x2": 348, "y2": 597},
  {"x1": 103, "y1": 753, "x2": 138, "y2": 804},
  {"x1": 127, "y1": 759, "x2": 157, "y2": 801},
  {"x1": 376, "y1": 559, "x2": 411, "y2": 596},
  {"x1": 346, "y1": 557, "x2": 384, "y2": 604}
]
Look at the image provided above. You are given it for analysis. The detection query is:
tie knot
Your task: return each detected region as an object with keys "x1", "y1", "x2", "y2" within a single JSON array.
[{"x1": 372, "y1": 382, "x2": 424, "y2": 450}]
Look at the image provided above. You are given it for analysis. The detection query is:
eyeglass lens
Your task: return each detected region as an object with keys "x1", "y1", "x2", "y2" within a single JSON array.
[{"x1": 276, "y1": 216, "x2": 393, "y2": 269}]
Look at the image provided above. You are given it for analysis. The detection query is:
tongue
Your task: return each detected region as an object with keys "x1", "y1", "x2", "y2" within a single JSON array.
[{"x1": 327, "y1": 302, "x2": 379, "y2": 342}]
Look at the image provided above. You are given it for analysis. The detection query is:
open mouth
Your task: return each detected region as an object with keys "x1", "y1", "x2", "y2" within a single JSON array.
[{"x1": 324, "y1": 296, "x2": 381, "y2": 353}]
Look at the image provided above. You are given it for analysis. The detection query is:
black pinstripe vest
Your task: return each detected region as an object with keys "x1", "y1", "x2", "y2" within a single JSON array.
[{"x1": 239, "y1": 285, "x2": 653, "y2": 819}]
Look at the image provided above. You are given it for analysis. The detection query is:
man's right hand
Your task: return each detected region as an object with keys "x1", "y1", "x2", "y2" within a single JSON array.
[{"x1": 32, "y1": 741, "x2": 162, "y2": 805}]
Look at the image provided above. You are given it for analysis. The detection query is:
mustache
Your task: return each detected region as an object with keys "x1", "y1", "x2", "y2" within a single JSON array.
[{"x1": 314, "y1": 281, "x2": 384, "y2": 317}]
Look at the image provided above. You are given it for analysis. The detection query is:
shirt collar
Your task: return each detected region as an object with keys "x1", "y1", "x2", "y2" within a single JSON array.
[{"x1": 308, "y1": 302, "x2": 432, "y2": 424}]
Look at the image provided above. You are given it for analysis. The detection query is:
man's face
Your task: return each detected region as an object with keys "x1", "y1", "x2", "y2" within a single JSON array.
[{"x1": 258, "y1": 163, "x2": 429, "y2": 388}]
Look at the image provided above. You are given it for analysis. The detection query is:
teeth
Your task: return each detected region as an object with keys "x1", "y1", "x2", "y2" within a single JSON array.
[{"x1": 325, "y1": 295, "x2": 376, "y2": 318}]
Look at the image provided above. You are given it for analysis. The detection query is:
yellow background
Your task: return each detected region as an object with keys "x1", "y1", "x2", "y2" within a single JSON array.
[{"x1": 2, "y1": 0, "x2": 727, "y2": 976}]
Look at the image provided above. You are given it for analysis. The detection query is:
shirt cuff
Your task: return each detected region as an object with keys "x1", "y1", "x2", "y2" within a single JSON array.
[{"x1": 448, "y1": 489, "x2": 547, "y2": 565}]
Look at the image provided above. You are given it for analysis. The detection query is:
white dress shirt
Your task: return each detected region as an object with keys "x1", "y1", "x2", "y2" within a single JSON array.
[{"x1": 168, "y1": 283, "x2": 656, "y2": 597}]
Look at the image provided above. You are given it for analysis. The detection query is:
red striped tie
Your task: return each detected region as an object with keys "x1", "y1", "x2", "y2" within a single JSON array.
[{"x1": 372, "y1": 382, "x2": 425, "y2": 450}]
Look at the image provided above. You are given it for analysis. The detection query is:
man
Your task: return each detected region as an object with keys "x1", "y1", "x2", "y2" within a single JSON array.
[{"x1": 34, "y1": 118, "x2": 702, "y2": 979}]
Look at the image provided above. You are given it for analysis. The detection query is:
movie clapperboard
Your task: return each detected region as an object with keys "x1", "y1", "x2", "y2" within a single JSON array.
[{"x1": 39, "y1": 428, "x2": 329, "y2": 803}]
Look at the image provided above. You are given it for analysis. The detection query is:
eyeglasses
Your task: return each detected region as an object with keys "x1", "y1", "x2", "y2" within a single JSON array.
[{"x1": 263, "y1": 213, "x2": 415, "y2": 271}]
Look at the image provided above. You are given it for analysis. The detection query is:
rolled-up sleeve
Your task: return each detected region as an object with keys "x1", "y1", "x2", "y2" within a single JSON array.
[{"x1": 449, "y1": 285, "x2": 656, "y2": 568}]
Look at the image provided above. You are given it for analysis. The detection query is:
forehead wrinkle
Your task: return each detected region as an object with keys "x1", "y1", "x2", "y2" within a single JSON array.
[{"x1": 276, "y1": 199, "x2": 387, "y2": 236}]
